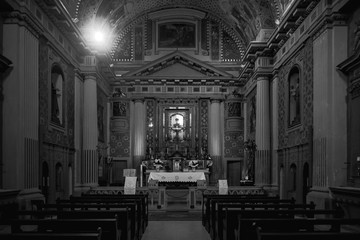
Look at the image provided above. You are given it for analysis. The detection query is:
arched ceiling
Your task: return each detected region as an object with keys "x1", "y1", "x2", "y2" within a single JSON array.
[{"x1": 61, "y1": 0, "x2": 294, "y2": 56}]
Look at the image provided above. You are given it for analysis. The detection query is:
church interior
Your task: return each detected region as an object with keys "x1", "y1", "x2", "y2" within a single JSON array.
[{"x1": 1, "y1": 0, "x2": 360, "y2": 239}]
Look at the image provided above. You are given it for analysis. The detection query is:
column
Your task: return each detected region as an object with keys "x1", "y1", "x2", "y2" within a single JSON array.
[
  {"x1": 271, "y1": 74, "x2": 279, "y2": 188},
  {"x1": 255, "y1": 76, "x2": 271, "y2": 186},
  {"x1": 3, "y1": 21, "x2": 39, "y2": 190},
  {"x1": 132, "y1": 99, "x2": 146, "y2": 172},
  {"x1": 82, "y1": 74, "x2": 98, "y2": 187},
  {"x1": 242, "y1": 102, "x2": 248, "y2": 179},
  {"x1": 209, "y1": 99, "x2": 222, "y2": 184},
  {"x1": 74, "y1": 71, "x2": 83, "y2": 191}
]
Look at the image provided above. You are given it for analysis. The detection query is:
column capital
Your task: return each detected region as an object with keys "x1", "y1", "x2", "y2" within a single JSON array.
[
  {"x1": 210, "y1": 99, "x2": 222, "y2": 104},
  {"x1": 4, "y1": 11, "x2": 42, "y2": 38},
  {"x1": 256, "y1": 75, "x2": 270, "y2": 82},
  {"x1": 83, "y1": 72, "x2": 98, "y2": 81},
  {"x1": 74, "y1": 68, "x2": 83, "y2": 81},
  {"x1": 133, "y1": 98, "x2": 145, "y2": 104}
]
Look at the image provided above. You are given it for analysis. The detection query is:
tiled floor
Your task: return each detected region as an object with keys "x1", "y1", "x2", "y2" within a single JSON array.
[{"x1": 141, "y1": 221, "x2": 211, "y2": 240}]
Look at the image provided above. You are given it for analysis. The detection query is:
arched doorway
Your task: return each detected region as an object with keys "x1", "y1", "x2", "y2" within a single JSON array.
[{"x1": 302, "y1": 162, "x2": 310, "y2": 203}]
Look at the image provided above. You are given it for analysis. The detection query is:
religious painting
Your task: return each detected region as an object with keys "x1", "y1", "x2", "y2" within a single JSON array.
[
  {"x1": 158, "y1": 21, "x2": 196, "y2": 49},
  {"x1": 288, "y1": 66, "x2": 301, "y2": 127},
  {"x1": 113, "y1": 101, "x2": 127, "y2": 117},
  {"x1": 98, "y1": 105, "x2": 104, "y2": 142}
]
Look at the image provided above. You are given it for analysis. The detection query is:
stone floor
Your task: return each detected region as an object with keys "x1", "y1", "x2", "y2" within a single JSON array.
[{"x1": 141, "y1": 221, "x2": 211, "y2": 240}]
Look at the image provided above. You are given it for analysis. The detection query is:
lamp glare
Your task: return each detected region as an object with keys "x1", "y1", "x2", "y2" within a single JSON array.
[{"x1": 94, "y1": 31, "x2": 104, "y2": 43}]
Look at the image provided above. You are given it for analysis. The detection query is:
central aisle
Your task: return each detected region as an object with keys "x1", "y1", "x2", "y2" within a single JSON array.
[{"x1": 141, "y1": 221, "x2": 211, "y2": 240}]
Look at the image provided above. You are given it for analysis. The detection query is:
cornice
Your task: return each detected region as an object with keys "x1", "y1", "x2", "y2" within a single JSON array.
[
  {"x1": 3, "y1": 10, "x2": 44, "y2": 37},
  {"x1": 34, "y1": 0, "x2": 89, "y2": 57},
  {"x1": 310, "y1": 12, "x2": 348, "y2": 40}
]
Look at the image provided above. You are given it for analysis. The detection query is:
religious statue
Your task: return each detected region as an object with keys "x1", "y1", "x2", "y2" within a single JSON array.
[{"x1": 171, "y1": 118, "x2": 184, "y2": 141}]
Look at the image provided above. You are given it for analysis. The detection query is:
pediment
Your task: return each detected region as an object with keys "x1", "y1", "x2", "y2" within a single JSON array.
[{"x1": 124, "y1": 51, "x2": 232, "y2": 78}]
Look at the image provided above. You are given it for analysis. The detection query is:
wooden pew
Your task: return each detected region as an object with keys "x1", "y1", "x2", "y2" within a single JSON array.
[
  {"x1": 202, "y1": 195, "x2": 292, "y2": 228},
  {"x1": 1, "y1": 218, "x2": 121, "y2": 240},
  {"x1": 63, "y1": 194, "x2": 148, "y2": 234},
  {"x1": 203, "y1": 196, "x2": 295, "y2": 232},
  {"x1": 219, "y1": 208, "x2": 344, "y2": 240},
  {"x1": 255, "y1": 223, "x2": 360, "y2": 240},
  {"x1": 0, "y1": 227, "x2": 102, "y2": 240},
  {"x1": 212, "y1": 202, "x2": 315, "y2": 240},
  {"x1": 35, "y1": 202, "x2": 141, "y2": 239},
  {"x1": 14, "y1": 209, "x2": 134, "y2": 240},
  {"x1": 239, "y1": 217, "x2": 360, "y2": 240}
]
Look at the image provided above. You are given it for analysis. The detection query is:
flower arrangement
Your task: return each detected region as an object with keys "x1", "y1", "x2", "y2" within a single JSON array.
[
  {"x1": 189, "y1": 160, "x2": 199, "y2": 169},
  {"x1": 153, "y1": 158, "x2": 164, "y2": 171}
]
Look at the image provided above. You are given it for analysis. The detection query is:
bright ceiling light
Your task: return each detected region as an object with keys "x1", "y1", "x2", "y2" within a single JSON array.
[
  {"x1": 83, "y1": 17, "x2": 114, "y2": 53},
  {"x1": 94, "y1": 30, "x2": 105, "y2": 43}
]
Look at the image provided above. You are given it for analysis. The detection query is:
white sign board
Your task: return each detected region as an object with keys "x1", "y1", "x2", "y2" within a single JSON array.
[
  {"x1": 124, "y1": 176, "x2": 137, "y2": 195},
  {"x1": 218, "y1": 179, "x2": 228, "y2": 195}
]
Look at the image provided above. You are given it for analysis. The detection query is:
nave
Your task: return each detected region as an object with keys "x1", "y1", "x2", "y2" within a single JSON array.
[{"x1": 1, "y1": 1, "x2": 360, "y2": 238}]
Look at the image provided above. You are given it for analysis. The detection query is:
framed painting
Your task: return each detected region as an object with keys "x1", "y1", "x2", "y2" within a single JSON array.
[{"x1": 157, "y1": 20, "x2": 197, "y2": 49}]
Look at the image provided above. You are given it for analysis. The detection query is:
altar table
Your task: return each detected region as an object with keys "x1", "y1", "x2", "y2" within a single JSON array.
[{"x1": 148, "y1": 171, "x2": 206, "y2": 183}]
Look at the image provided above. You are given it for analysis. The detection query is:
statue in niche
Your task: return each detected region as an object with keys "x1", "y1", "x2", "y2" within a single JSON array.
[{"x1": 170, "y1": 115, "x2": 185, "y2": 142}]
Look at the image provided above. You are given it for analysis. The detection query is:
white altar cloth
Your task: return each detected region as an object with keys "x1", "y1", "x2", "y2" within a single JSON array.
[{"x1": 148, "y1": 172, "x2": 206, "y2": 182}]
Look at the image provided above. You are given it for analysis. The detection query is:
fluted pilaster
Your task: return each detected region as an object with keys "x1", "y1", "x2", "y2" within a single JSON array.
[
  {"x1": 3, "y1": 23, "x2": 39, "y2": 189},
  {"x1": 74, "y1": 72, "x2": 83, "y2": 185},
  {"x1": 82, "y1": 74, "x2": 98, "y2": 186},
  {"x1": 271, "y1": 75, "x2": 279, "y2": 186},
  {"x1": 255, "y1": 76, "x2": 271, "y2": 185},
  {"x1": 133, "y1": 99, "x2": 146, "y2": 170},
  {"x1": 209, "y1": 99, "x2": 223, "y2": 184}
]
